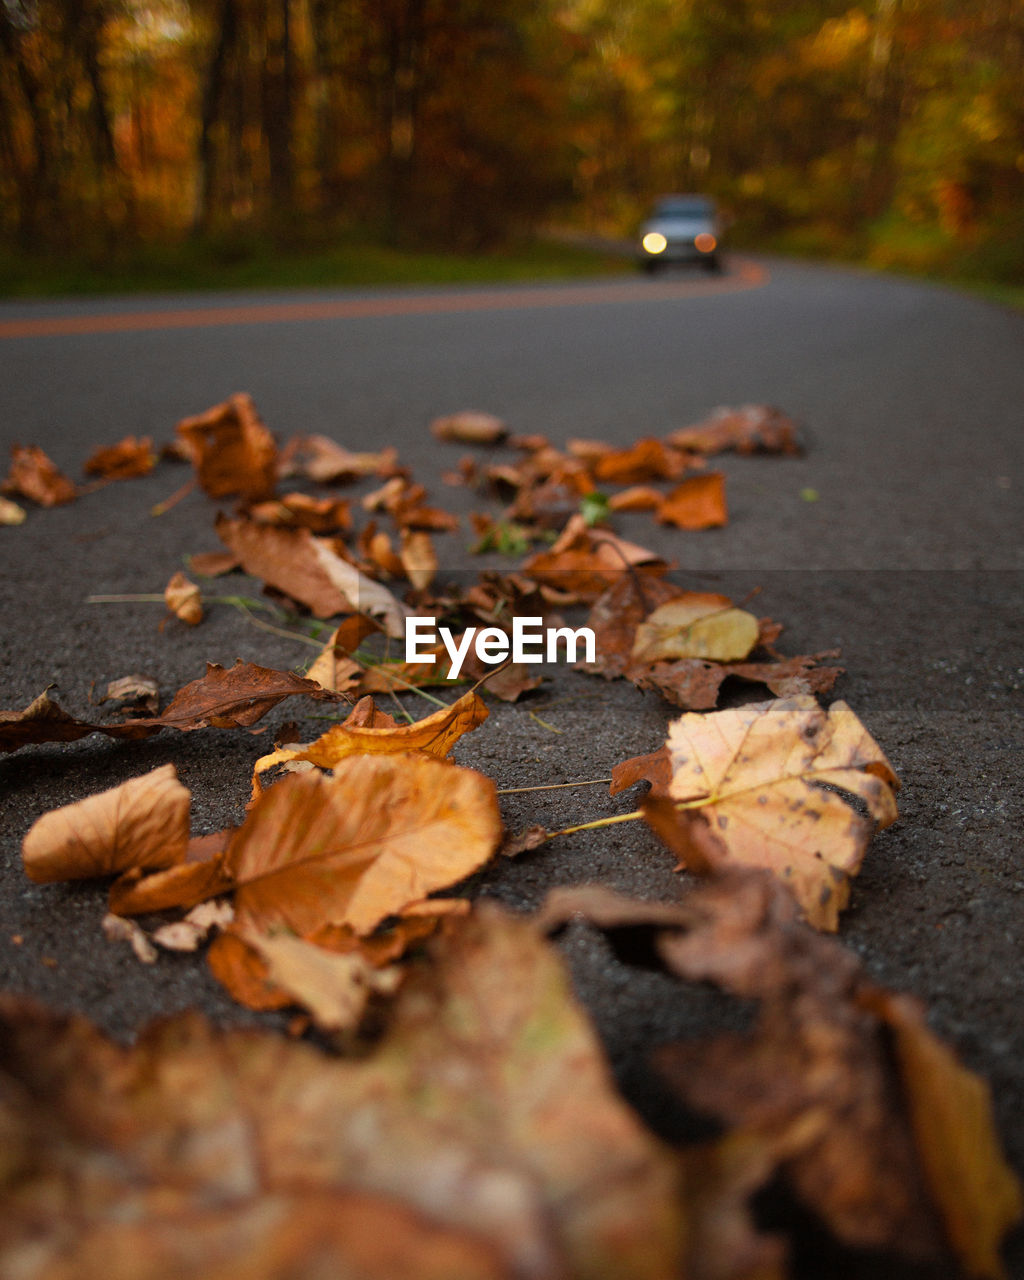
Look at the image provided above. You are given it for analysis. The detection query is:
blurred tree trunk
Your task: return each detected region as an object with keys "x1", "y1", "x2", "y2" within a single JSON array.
[
  {"x1": 261, "y1": 0, "x2": 295, "y2": 225},
  {"x1": 193, "y1": 0, "x2": 239, "y2": 233}
]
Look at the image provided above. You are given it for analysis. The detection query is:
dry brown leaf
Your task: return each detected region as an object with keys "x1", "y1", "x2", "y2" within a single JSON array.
[
  {"x1": 101, "y1": 912, "x2": 158, "y2": 964},
  {"x1": 657, "y1": 472, "x2": 728, "y2": 529},
  {"x1": 240, "y1": 929, "x2": 403, "y2": 1031},
  {"x1": 632, "y1": 652, "x2": 844, "y2": 710},
  {"x1": 873, "y1": 990, "x2": 1024, "y2": 1280},
  {"x1": 652, "y1": 696, "x2": 899, "y2": 929},
  {"x1": 278, "y1": 433, "x2": 400, "y2": 483},
  {"x1": 607, "y1": 485, "x2": 664, "y2": 512},
  {"x1": 430, "y1": 410, "x2": 507, "y2": 444},
  {"x1": 253, "y1": 689, "x2": 488, "y2": 789},
  {"x1": 0, "y1": 907, "x2": 684, "y2": 1279},
  {"x1": 23, "y1": 764, "x2": 190, "y2": 884},
  {"x1": 399, "y1": 527, "x2": 437, "y2": 590},
  {"x1": 0, "y1": 689, "x2": 161, "y2": 753},
  {"x1": 97, "y1": 674, "x2": 159, "y2": 716},
  {"x1": 592, "y1": 438, "x2": 690, "y2": 485},
  {"x1": 540, "y1": 876, "x2": 1022, "y2": 1273},
  {"x1": 229, "y1": 755, "x2": 501, "y2": 937},
  {"x1": 3, "y1": 444, "x2": 76, "y2": 506},
  {"x1": 666, "y1": 404, "x2": 802, "y2": 456},
  {"x1": 164, "y1": 569, "x2": 203, "y2": 625},
  {"x1": 187, "y1": 549, "x2": 240, "y2": 577},
  {"x1": 577, "y1": 571, "x2": 683, "y2": 679},
  {"x1": 83, "y1": 436, "x2": 156, "y2": 480},
  {"x1": 176, "y1": 392, "x2": 277, "y2": 500},
  {"x1": 523, "y1": 514, "x2": 665, "y2": 601},
  {"x1": 149, "y1": 660, "x2": 342, "y2": 731},
  {"x1": 215, "y1": 514, "x2": 355, "y2": 618},
  {"x1": 247, "y1": 491, "x2": 353, "y2": 533}
]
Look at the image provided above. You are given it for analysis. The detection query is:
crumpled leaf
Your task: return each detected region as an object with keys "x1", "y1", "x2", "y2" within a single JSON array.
[
  {"x1": 3, "y1": 443, "x2": 76, "y2": 506},
  {"x1": 23, "y1": 764, "x2": 190, "y2": 883},
  {"x1": 651, "y1": 696, "x2": 899, "y2": 929},
  {"x1": 399, "y1": 528, "x2": 437, "y2": 590},
  {"x1": 665, "y1": 404, "x2": 803, "y2": 456},
  {"x1": 630, "y1": 651, "x2": 844, "y2": 710},
  {"x1": 430, "y1": 410, "x2": 507, "y2": 444},
  {"x1": 657, "y1": 472, "x2": 727, "y2": 529},
  {"x1": 97, "y1": 674, "x2": 160, "y2": 716},
  {"x1": 83, "y1": 436, "x2": 156, "y2": 480},
  {"x1": 523, "y1": 513, "x2": 665, "y2": 601},
  {"x1": 540, "y1": 876, "x2": 1022, "y2": 1276},
  {"x1": 101, "y1": 912, "x2": 158, "y2": 964},
  {"x1": 176, "y1": 392, "x2": 277, "y2": 500},
  {"x1": 247, "y1": 492, "x2": 353, "y2": 533},
  {"x1": 0, "y1": 907, "x2": 684, "y2": 1279},
  {"x1": 278, "y1": 433, "x2": 400, "y2": 483},
  {"x1": 164, "y1": 570, "x2": 203, "y2": 625},
  {"x1": 151, "y1": 900, "x2": 235, "y2": 952},
  {"x1": 591, "y1": 438, "x2": 691, "y2": 485},
  {"x1": 253, "y1": 689, "x2": 489, "y2": 790}
]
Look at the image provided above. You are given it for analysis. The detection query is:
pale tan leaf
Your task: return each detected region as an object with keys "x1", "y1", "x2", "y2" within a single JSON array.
[
  {"x1": 23, "y1": 764, "x2": 190, "y2": 884},
  {"x1": 631, "y1": 595, "x2": 760, "y2": 664}
]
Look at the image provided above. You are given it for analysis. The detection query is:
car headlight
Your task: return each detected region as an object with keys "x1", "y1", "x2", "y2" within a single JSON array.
[{"x1": 642, "y1": 232, "x2": 667, "y2": 255}]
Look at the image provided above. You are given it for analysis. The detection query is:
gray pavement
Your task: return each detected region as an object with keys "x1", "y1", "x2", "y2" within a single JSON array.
[{"x1": 1, "y1": 258, "x2": 1022, "y2": 1277}]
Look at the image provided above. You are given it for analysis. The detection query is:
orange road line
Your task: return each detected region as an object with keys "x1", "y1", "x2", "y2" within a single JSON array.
[{"x1": 0, "y1": 260, "x2": 768, "y2": 341}]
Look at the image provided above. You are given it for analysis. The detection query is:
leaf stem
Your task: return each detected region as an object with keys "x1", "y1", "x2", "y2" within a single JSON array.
[
  {"x1": 497, "y1": 778, "x2": 612, "y2": 795},
  {"x1": 546, "y1": 809, "x2": 644, "y2": 839}
]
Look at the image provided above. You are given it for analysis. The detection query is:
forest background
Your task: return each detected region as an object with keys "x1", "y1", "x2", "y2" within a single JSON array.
[{"x1": 1, "y1": 0, "x2": 1022, "y2": 292}]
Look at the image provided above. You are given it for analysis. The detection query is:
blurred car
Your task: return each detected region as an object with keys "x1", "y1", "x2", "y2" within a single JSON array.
[{"x1": 637, "y1": 194, "x2": 722, "y2": 273}]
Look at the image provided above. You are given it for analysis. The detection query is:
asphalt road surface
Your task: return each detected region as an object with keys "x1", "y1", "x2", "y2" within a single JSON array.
[{"x1": 1, "y1": 257, "x2": 1022, "y2": 1278}]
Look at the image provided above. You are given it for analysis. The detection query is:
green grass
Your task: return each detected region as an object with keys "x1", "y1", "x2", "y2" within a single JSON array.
[{"x1": 0, "y1": 234, "x2": 631, "y2": 299}]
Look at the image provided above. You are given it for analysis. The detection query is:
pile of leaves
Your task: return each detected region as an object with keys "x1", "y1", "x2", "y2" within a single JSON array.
[{"x1": 2, "y1": 395, "x2": 1020, "y2": 1279}]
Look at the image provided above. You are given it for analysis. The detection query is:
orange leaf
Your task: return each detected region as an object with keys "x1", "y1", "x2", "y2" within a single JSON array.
[
  {"x1": 22, "y1": 764, "x2": 189, "y2": 884},
  {"x1": 665, "y1": 404, "x2": 803, "y2": 455},
  {"x1": 253, "y1": 689, "x2": 488, "y2": 789},
  {"x1": 430, "y1": 410, "x2": 507, "y2": 444},
  {"x1": 231, "y1": 755, "x2": 501, "y2": 936},
  {"x1": 657, "y1": 472, "x2": 728, "y2": 529},
  {"x1": 83, "y1": 436, "x2": 156, "y2": 480},
  {"x1": 176, "y1": 392, "x2": 277, "y2": 500},
  {"x1": 3, "y1": 444, "x2": 76, "y2": 506}
]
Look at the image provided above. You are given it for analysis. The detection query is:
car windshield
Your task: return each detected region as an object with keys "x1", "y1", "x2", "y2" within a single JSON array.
[{"x1": 652, "y1": 198, "x2": 713, "y2": 219}]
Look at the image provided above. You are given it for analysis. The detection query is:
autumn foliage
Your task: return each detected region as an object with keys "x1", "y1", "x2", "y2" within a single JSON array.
[{"x1": 2, "y1": 391, "x2": 1020, "y2": 1279}]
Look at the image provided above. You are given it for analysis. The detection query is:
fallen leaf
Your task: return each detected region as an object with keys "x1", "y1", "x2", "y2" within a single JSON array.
[
  {"x1": 657, "y1": 472, "x2": 728, "y2": 529},
  {"x1": 609, "y1": 746, "x2": 672, "y2": 797},
  {"x1": 873, "y1": 990, "x2": 1024, "y2": 1280},
  {"x1": 0, "y1": 689, "x2": 160, "y2": 753},
  {"x1": 176, "y1": 392, "x2": 277, "y2": 500},
  {"x1": 607, "y1": 485, "x2": 664, "y2": 512},
  {"x1": 0, "y1": 495, "x2": 26, "y2": 524},
  {"x1": 651, "y1": 696, "x2": 899, "y2": 929},
  {"x1": 577, "y1": 571, "x2": 683, "y2": 678},
  {"x1": 187, "y1": 549, "x2": 241, "y2": 577},
  {"x1": 3, "y1": 443, "x2": 76, "y2": 506},
  {"x1": 164, "y1": 569, "x2": 203, "y2": 625},
  {"x1": 83, "y1": 436, "x2": 156, "y2": 480},
  {"x1": 215, "y1": 514, "x2": 354, "y2": 618},
  {"x1": 247, "y1": 492, "x2": 353, "y2": 534},
  {"x1": 150, "y1": 660, "x2": 343, "y2": 731},
  {"x1": 399, "y1": 528, "x2": 437, "y2": 590},
  {"x1": 430, "y1": 410, "x2": 507, "y2": 444},
  {"x1": 523, "y1": 514, "x2": 665, "y2": 601},
  {"x1": 152, "y1": 899, "x2": 234, "y2": 952},
  {"x1": 631, "y1": 595, "x2": 760, "y2": 664},
  {"x1": 97, "y1": 674, "x2": 159, "y2": 717},
  {"x1": 631, "y1": 652, "x2": 844, "y2": 710},
  {"x1": 101, "y1": 912, "x2": 157, "y2": 964},
  {"x1": 240, "y1": 929, "x2": 403, "y2": 1031},
  {"x1": 22, "y1": 764, "x2": 190, "y2": 884},
  {"x1": 665, "y1": 404, "x2": 803, "y2": 456},
  {"x1": 500, "y1": 825, "x2": 549, "y2": 857},
  {"x1": 592, "y1": 438, "x2": 690, "y2": 485},
  {"x1": 0, "y1": 907, "x2": 684, "y2": 1279},
  {"x1": 253, "y1": 689, "x2": 489, "y2": 789},
  {"x1": 540, "y1": 876, "x2": 1022, "y2": 1272},
  {"x1": 278, "y1": 433, "x2": 400, "y2": 483}
]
